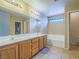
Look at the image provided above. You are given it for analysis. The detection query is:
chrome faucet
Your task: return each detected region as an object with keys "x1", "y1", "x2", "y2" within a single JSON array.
[{"x1": 8, "y1": 35, "x2": 14, "y2": 40}]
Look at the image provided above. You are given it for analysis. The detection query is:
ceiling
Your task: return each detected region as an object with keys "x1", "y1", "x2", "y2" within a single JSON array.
[{"x1": 23, "y1": 0, "x2": 67, "y2": 16}]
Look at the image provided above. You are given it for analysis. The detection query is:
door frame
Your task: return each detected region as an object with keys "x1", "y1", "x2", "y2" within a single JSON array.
[{"x1": 67, "y1": 9, "x2": 79, "y2": 50}]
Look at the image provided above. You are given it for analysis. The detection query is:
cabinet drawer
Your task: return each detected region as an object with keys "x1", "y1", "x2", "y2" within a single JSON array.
[
  {"x1": 20, "y1": 40, "x2": 30, "y2": 45},
  {"x1": 32, "y1": 38, "x2": 38, "y2": 43}
]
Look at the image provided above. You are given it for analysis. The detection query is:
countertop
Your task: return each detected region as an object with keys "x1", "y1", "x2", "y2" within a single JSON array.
[{"x1": 0, "y1": 33, "x2": 46, "y2": 47}]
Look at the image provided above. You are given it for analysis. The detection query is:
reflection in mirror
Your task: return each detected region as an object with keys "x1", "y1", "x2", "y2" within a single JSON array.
[
  {"x1": 15, "y1": 22, "x2": 21, "y2": 34},
  {"x1": 0, "y1": 11, "x2": 41, "y2": 37},
  {"x1": 0, "y1": 10, "x2": 29, "y2": 36},
  {"x1": 29, "y1": 17, "x2": 41, "y2": 33},
  {"x1": 0, "y1": 11, "x2": 10, "y2": 36}
]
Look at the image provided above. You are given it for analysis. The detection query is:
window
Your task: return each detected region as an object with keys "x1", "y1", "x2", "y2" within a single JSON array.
[{"x1": 48, "y1": 18, "x2": 64, "y2": 23}]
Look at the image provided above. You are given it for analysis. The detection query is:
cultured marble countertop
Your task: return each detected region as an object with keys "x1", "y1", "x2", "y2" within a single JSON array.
[{"x1": 0, "y1": 33, "x2": 46, "y2": 47}]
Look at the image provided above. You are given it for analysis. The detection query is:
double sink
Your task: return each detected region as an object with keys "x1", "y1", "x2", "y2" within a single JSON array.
[{"x1": 0, "y1": 33, "x2": 46, "y2": 47}]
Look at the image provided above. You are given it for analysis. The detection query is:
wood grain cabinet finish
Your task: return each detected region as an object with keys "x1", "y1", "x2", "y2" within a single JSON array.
[
  {"x1": 0, "y1": 35, "x2": 47, "y2": 59},
  {"x1": 43, "y1": 35, "x2": 47, "y2": 47},
  {"x1": 39, "y1": 37, "x2": 44, "y2": 50},
  {"x1": 19, "y1": 40, "x2": 31, "y2": 59},
  {"x1": 0, "y1": 44, "x2": 18, "y2": 59},
  {"x1": 31, "y1": 38, "x2": 39, "y2": 56}
]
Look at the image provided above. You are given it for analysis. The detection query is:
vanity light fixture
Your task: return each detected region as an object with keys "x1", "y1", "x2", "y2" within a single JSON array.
[
  {"x1": 11, "y1": 0, "x2": 16, "y2": 2},
  {"x1": 4, "y1": 0, "x2": 23, "y2": 8},
  {"x1": 5, "y1": 0, "x2": 16, "y2": 3}
]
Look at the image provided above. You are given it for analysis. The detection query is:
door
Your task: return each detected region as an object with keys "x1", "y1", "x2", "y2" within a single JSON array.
[
  {"x1": 0, "y1": 44, "x2": 18, "y2": 59},
  {"x1": 70, "y1": 12, "x2": 79, "y2": 49}
]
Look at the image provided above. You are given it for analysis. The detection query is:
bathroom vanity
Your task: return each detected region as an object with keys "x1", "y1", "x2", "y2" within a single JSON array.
[{"x1": 0, "y1": 34, "x2": 47, "y2": 59}]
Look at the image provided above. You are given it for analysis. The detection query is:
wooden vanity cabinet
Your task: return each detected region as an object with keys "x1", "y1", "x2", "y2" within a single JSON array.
[
  {"x1": 31, "y1": 38, "x2": 39, "y2": 56},
  {"x1": 0, "y1": 44, "x2": 18, "y2": 59},
  {"x1": 43, "y1": 35, "x2": 47, "y2": 47},
  {"x1": 19, "y1": 40, "x2": 31, "y2": 59},
  {"x1": 39, "y1": 37, "x2": 44, "y2": 50},
  {"x1": 0, "y1": 35, "x2": 47, "y2": 59}
]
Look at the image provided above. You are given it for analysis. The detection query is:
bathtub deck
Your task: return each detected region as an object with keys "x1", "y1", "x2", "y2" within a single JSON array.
[{"x1": 47, "y1": 34, "x2": 65, "y2": 48}]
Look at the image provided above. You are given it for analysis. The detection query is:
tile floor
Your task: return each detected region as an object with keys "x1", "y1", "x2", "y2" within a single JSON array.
[{"x1": 32, "y1": 46, "x2": 79, "y2": 59}]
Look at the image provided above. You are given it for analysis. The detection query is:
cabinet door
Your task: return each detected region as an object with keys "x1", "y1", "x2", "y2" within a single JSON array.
[
  {"x1": 0, "y1": 44, "x2": 18, "y2": 59},
  {"x1": 43, "y1": 35, "x2": 47, "y2": 47},
  {"x1": 39, "y1": 37, "x2": 44, "y2": 50},
  {"x1": 19, "y1": 40, "x2": 31, "y2": 59},
  {"x1": 31, "y1": 38, "x2": 39, "y2": 56}
]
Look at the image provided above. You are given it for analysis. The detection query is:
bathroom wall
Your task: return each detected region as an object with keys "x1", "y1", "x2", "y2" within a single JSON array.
[{"x1": 0, "y1": 11, "x2": 10, "y2": 36}]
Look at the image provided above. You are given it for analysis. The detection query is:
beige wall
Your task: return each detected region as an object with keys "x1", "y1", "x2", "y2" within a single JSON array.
[
  {"x1": 48, "y1": 14, "x2": 65, "y2": 35},
  {"x1": 65, "y1": 2, "x2": 79, "y2": 48},
  {"x1": 48, "y1": 23, "x2": 64, "y2": 35}
]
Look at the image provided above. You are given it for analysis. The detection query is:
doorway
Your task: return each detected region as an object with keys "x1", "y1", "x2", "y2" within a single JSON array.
[{"x1": 69, "y1": 11, "x2": 79, "y2": 50}]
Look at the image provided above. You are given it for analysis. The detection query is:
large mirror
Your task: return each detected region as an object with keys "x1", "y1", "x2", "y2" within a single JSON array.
[{"x1": 0, "y1": 10, "x2": 41, "y2": 36}]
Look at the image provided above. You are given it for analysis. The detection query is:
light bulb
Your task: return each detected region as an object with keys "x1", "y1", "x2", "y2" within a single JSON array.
[{"x1": 11, "y1": 0, "x2": 16, "y2": 2}]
